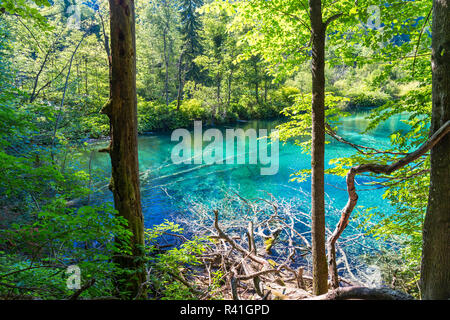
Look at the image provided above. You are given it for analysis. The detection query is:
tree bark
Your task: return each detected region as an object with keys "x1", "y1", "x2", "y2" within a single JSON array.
[
  {"x1": 309, "y1": 0, "x2": 328, "y2": 295},
  {"x1": 420, "y1": 0, "x2": 450, "y2": 300},
  {"x1": 107, "y1": 0, "x2": 145, "y2": 298}
]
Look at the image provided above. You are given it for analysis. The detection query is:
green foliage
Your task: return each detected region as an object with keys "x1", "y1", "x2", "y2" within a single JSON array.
[
  {"x1": 227, "y1": 85, "x2": 302, "y2": 120},
  {"x1": 0, "y1": 203, "x2": 132, "y2": 299},
  {"x1": 277, "y1": 92, "x2": 350, "y2": 151},
  {"x1": 179, "y1": 98, "x2": 209, "y2": 120},
  {"x1": 137, "y1": 99, "x2": 210, "y2": 132},
  {"x1": 0, "y1": 0, "x2": 51, "y2": 28},
  {"x1": 136, "y1": 87, "x2": 295, "y2": 132},
  {"x1": 271, "y1": 86, "x2": 301, "y2": 107},
  {"x1": 345, "y1": 91, "x2": 389, "y2": 109},
  {"x1": 0, "y1": 0, "x2": 438, "y2": 300},
  {"x1": 145, "y1": 221, "x2": 210, "y2": 300},
  {"x1": 179, "y1": 0, "x2": 204, "y2": 83}
]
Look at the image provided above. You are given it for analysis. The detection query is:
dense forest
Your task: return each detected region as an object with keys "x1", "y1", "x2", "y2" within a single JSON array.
[{"x1": 0, "y1": 0, "x2": 448, "y2": 301}]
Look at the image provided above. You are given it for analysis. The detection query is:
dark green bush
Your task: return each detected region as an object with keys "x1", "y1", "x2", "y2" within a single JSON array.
[
  {"x1": 345, "y1": 91, "x2": 389, "y2": 109},
  {"x1": 137, "y1": 86, "x2": 299, "y2": 132}
]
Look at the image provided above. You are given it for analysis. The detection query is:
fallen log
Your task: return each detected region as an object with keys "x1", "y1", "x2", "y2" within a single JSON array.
[{"x1": 305, "y1": 286, "x2": 413, "y2": 300}]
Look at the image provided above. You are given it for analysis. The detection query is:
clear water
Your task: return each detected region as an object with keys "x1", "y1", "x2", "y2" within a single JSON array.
[{"x1": 88, "y1": 110, "x2": 411, "y2": 231}]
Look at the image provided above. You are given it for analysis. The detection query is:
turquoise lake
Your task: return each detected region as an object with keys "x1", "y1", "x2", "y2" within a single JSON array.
[
  {"x1": 88, "y1": 110, "x2": 411, "y2": 243},
  {"x1": 83, "y1": 109, "x2": 415, "y2": 278}
]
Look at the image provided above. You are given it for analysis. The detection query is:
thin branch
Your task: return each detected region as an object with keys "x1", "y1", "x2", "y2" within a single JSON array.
[
  {"x1": 262, "y1": 2, "x2": 311, "y2": 32},
  {"x1": 50, "y1": 32, "x2": 88, "y2": 159},
  {"x1": 324, "y1": 13, "x2": 343, "y2": 29},
  {"x1": 213, "y1": 210, "x2": 268, "y2": 266},
  {"x1": 15, "y1": 15, "x2": 43, "y2": 52},
  {"x1": 29, "y1": 28, "x2": 65, "y2": 102},
  {"x1": 412, "y1": 7, "x2": 432, "y2": 77},
  {"x1": 325, "y1": 123, "x2": 409, "y2": 156}
]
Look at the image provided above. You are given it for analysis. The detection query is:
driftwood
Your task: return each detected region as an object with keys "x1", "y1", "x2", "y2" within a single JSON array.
[
  {"x1": 213, "y1": 210, "x2": 269, "y2": 266},
  {"x1": 170, "y1": 191, "x2": 407, "y2": 299},
  {"x1": 206, "y1": 207, "x2": 315, "y2": 299},
  {"x1": 326, "y1": 120, "x2": 450, "y2": 288}
]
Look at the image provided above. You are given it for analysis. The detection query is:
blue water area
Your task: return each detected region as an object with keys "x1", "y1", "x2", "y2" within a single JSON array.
[{"x1": 88, "y1": 110, "x2": 411, "y2": 234}]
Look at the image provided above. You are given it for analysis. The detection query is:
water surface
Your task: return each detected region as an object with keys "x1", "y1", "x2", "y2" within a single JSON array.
[{"x1": 88, "y1": 110, "x2": 411, "y2": 232}]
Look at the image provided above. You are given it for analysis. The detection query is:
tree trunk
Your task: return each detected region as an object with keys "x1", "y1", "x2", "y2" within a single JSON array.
[
  {"x1": 264, "y1": 76, "x2": 268, "y2": 104},
  {"x1": 98, "y1": 9, "x2": 112, "y2": 92},
  {"x1": 213, "y1": 74, "x2": 221, "y2": 124},
  {"x1": 107, "y1": 0, "x2": 145, "y2": 298},
  {"x1": 227, "y1": 71, "x2": 233, "y2": 108},
  {"x1": 309, "y1": 0, "x2": 328, "y2": 295},
  {"x1": 85, "y1": 57, "x2": 88, "y2": 95},
  {"x1": 420, "y1": 0, "x2": 450, "y2": 300},
  {"x1": 176, "y1": 49, "x2": 185, "y2": 110},
  {"x1": 253, "y1": 57, "x2": 259, "y2": 104},
  {"x1": 163, "y1": 27, "x2": 169, "y2": 106}
]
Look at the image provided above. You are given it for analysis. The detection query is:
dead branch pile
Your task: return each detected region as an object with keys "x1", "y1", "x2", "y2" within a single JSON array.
[{"x1": 172, "y1": 191, "x2": 379, "y2": 300}]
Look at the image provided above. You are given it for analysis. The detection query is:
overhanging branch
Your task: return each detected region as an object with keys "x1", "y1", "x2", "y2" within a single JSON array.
[
  {"x1": 324, "y1": 13, "x2": 343, "y2": 29},
  {"x1": 327, "y1": 120, "x2": 450, "y2": 289}
]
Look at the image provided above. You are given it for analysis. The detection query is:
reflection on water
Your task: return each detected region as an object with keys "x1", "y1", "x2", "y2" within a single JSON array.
[{"x1": 88, "y1": 111, "x2": 411, "y2": 230}]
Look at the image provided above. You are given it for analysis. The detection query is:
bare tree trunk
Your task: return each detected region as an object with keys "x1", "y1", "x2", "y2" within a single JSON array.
[
  {"x1": 163, "y1": 27, "x2": 169, "y2": 106},
  {"x1": 98, "y1": 9, "x2": 112, "y2": 90},
  {"x1": 176, "y1": 50, "x2": 185, "y2": 110},
  {"x1": 264, "y1": 76, "x2": 268, "y2": 104},
  {"x1": 84, "y1": 56, "x2": 88, "y2": 95},
  {"x1": 106, "y1": 0, "x2": 145, "y2": 298},
  {"x1": 309, "y1": 0, "x2": 328, "y2": 295},
  {"x1": 254, "y1": 58, "x2": 259, "y2": 104},
  {"x1": 227, "y1": 71, "x2": 233, "y2": 108},
  {"x1": 420, "y1": 0, "x2": 450, "y2": 300},
  {"x1": 217, "y1": 75, "x2": 221, "y2": 117}
]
